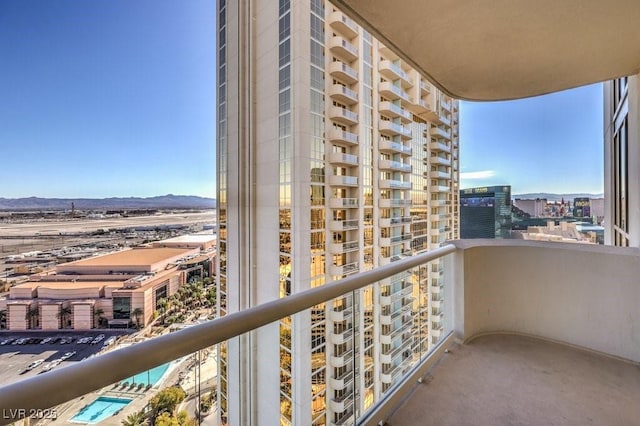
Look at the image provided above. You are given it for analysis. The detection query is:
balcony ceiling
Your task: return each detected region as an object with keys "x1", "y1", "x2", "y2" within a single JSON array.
[{"x1": 333, "y1": 0, "x2": 640, "y2": 100}]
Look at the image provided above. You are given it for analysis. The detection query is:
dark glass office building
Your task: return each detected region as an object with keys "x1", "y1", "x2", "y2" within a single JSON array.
[{"x1": 460, "y1": 185, "x2": 512, "y2": 238}]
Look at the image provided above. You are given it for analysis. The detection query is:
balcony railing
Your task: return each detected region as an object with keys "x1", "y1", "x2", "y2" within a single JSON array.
[{"x1": 3, "y1": 240, "x2": 640, "y2": 426}]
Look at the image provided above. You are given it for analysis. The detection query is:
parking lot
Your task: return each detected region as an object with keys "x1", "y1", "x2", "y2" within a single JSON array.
[{"x1": 0, "y1": 330, "x2": 132, "y2": 387}]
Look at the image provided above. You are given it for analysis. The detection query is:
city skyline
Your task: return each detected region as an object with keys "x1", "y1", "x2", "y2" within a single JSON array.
[{"x1": 1, "y1": 1, "x2": 603, "y2": 199}]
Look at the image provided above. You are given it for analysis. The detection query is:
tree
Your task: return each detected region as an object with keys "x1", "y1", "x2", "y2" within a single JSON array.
[
  {"x1": 0, "y1": 310, "x2": 7, "y2": 329},
  {"x1": 57, "y1": 306, "x2": 72, "y2": 329},
  {"x1": 149, "y1": 386, "x2": 186, "y2": 420},
  {"x1": 154, "y1": 411, "x2": 196, "y2": 426},
  {"x1": 120, "y1": 411, "x2": 147, "y2": 426},
  {"x1": 131, "y1": 307, "x2": 144, "y2": 329},
  {"x1": 157, "y1": 298, "x2": 168, "y2": 325},
  {"x1": 26, "y1": 306, "x2": 39, "y2": 329}
]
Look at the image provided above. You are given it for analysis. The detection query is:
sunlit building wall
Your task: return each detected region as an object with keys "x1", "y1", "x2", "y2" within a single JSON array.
[
  {"x1": 604, "y1": 75, "x2": 640, "y2": 247},
  {"x1": 216, "y1": 1, "x2": 459, "y2": 424}
]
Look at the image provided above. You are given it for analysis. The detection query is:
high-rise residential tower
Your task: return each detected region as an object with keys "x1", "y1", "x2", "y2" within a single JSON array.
[
  {"x1": 216, "y1": 1, "x2": 459, "y2": 424},
  {"x1": 604, "y1": 75, "x2": 640, "y2": 247}
]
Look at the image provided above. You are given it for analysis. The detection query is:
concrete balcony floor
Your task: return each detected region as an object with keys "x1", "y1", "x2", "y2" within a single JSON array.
[{"x1": 388, "y1": 334, "x2": 640, "y2": 425}]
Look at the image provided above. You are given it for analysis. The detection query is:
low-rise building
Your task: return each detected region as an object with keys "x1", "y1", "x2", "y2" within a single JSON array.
[{"x1": 5, "y1": 235, "x2": 215, "y2": 331}]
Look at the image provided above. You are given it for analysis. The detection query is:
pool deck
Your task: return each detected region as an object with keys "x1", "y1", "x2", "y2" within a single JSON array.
[{"x1": 46, "y1": 347, "x2": 217, "y2": 425}]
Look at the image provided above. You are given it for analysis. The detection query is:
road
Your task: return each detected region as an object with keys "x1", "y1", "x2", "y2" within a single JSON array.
[{"x1": 0, "y1": 211, "x2": 215, "y2": 237}]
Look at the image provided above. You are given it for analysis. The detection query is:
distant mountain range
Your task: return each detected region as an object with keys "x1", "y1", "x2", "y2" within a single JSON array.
[
  {"x1": 513, "y1": 193, "x2": 604, "y2": 202},
  {"x1": 0, "y1": 195, "x2": 216, "y2": 211}
]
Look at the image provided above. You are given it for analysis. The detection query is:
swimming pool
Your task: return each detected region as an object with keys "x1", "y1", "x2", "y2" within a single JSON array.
[
  {"x1": 127, "y1": 362, "x2": 171, "y2": 386},
  {"x1": 71, "y1": 396, "x2": 132, "y2": 424}
]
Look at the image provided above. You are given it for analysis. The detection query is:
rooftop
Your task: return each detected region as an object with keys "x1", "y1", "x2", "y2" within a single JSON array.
[
  {"x1": 11, "y1": 280, "x2": 126, "y2": 290},
  {"x1": 62, "y1": 247, "x2": 194, "y2": 268}
]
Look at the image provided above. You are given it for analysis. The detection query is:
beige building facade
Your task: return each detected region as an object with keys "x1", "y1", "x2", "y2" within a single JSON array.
[
  {"x1": 216, "y1": 1, "x2": 458, "y2": 424},
  {"x1": 6, "y1": 237, "x2": 215, "y2": 331}
]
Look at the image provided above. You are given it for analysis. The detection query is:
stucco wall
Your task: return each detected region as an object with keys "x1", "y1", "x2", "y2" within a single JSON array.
[{"x1": 453, "y1": 240, "x2": 640, "y2": 362}]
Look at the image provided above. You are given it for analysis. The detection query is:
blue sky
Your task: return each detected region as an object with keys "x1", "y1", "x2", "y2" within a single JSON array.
[
  {"x1": 0, "y1": 0, "x2": 217, "y2": 198},
  {"x1": 460, "y1": 84, "x2": 604, "y2": 195},
  {"x1": 0, "y1": 2, "x2": 603, "y2": 199}
]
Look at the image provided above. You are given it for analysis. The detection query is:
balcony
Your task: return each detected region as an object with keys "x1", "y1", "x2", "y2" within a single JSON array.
[
  {"x1": 428, "y1": 169, "x2": 451, "y2": 179},
  {"x1": 329, "y1": 174, "x2": 358, "y2": 187},
  {"x1": 380, "y1": 179, "x2": 411, "y2": 190},
  {"x1": 430, "y1": 155, "x2": 452, "y2": 166},
  {"x1": 328, "y1": 61, "x2": 358, "y2": 85},
  {"x1": 330, "y1": 369, "x2": 354, "y2": 390},
  {"x1": 430, "y1": 184, "x2": 450, "y2": 193},
  {"x1": 328, "y1": 10, "x2": 358, "y2": 39},
  {"x1": 420, "y1": 80, "x2": 430, "y2": 95},
  {"x1": 379, "y1": 60, "x2": 413, "y2": 88},
  {"x1": 441, "y1": 98, "x2": 452, "y2": 111},
  {"x1": 4, "y1": 241, "x2": 640, "y2": 426},
  {"x1": 379, "y1": 159, "x2": 412, "y2": 173},
  {"x1": 328, "y1": 128, "x2": 358, "y2": 146},
  {"x1": 330, "y1": 106, "x2": 358, "y2": 126},
  {"x1": 430, "y1": 141, "x2": 451, "y2": 153},
  {"x1": 379, "y1": 216, "x2": 412, "y2": 227},
  {"x1": 431, "y1": 126, "x2": 451, "y2": 139},
  {"x1": 378, "y1": 81, "x2": 412, "y2": 104},
  {"x1": 379, "y1": 198, "x2": 412, "y2": 208},
  {"x1": 379, "y1": 101, "x2": 412, "y2": 123},
  {"x1": 330, "y1": 328, "x2": 354, "y2": 345},
  {"x1": 329, "y1": 240, "x2": 359, "y2": 254},
  {"x1": 379, "y1": 139, "x2": 412, "y2": 156},
  {"x1": 327, "y1": 151, "x2": 358, "y2": 166},
  {"x1": 329, "y1": 306, "x2": 353, "y2": 322},
  {"x1": 330, "y1": 262, "x2": 359, "y2": 277},
  {"x1": 329, "y1": 219, "x2": 359, "y2": 231},
  {"x1": 329, "y1": 84, "x2": 358, "y2": 105},
  {"x1": 379, "y1": 120, "x2": 412, "y2": 139},
  {"x1": 329, "y1": 197, "x2": 359, "y2": 208},
  {"x1": 328, "y1": 36, "x2": 358, "y2": 62}
]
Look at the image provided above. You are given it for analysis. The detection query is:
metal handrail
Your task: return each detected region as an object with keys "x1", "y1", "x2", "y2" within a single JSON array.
[{"x1": 0, "y1": 244, "x2": 456, "y2": 413}]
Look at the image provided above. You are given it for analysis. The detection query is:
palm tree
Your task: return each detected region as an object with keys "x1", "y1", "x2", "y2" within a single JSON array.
[
  {"x1": 0, "y1": 309, "x2": 7, "y2": 329},
  {"x1": 131, "y1": 307, "x2": 144, "y2": 329},
  {"x1": 120, "y1": 410, "x2": 147, "y2": 426},
  {"x1": 25, "y1": 306, "x2": 39, "y2": 329},
  {"x1": 93, "y1": 308, "x2": 105, "y2": 329},
  {"x1": 57, "y1": 306, "x2": 72, "y2": 329},
  {"x1": 157, "y1": 298, "x2": 168, "y2": 325}
]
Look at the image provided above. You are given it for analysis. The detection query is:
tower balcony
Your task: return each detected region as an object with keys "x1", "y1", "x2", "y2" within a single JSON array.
[
  {"x1": 330, "y1": 262, "x2": 359, "y2": 277},
  {"x1": 328, "y1": 61, "x2": 358, "y2": 85},
  {"x1": 429, "y1": 155, "x2": 452, "y2": 166},
  {"x1": 379, "y1": 198, "x2": 412, "y2": 208},
  {"x1": 329, "y1": 197, "x2": 359, "y2": 208},
  {"x1": 378, "y1": 81, "x2": 412, "y2": 104},
  {"x1": 329, "y1": 306, "x2": 353, "y2": 322},
  {"x1": 379, "y1": 101, "x2": 412, "y2": 123},
  {"x1": 379, "y1": 120, "x2": 412, "y2": 140},
  {"x1": 379, "y1": 179, "x2": 411, "y2": 190},
  {"x1": 329, "y1": 174, "x2": 358, "y2": 187},
  {"x1": 420, "y1": 80, "x2": 431, "y2": 95},
  {"x1": 379, "y1": 60, "x2": 413, "y2": 88},
  {"x1": 328, "y1": 36, "x2": 358, "y2": 62},
  {"x1": 330, "y1": 106, "x2": 358, "y2": 126},
  {"x1": 430, "y1": 184, "x2": 451, "y2": 193},
  {"x1": 379, "y1": 216, "x2": 412, "y2": 227},
  {"x1": 329, "y1": 84, "x2": 358, "y2": 105},
  {"x1": 379, "y1": 159, "x2": 412, "y2": 173},
  {"x1": 329, "y1": 240, "x2": 359, "y2": 254},
  {"x1": 329, "y1": 219, "x2": 359, "y2": 231},
  {"x1": 330, "y1": 370, "x2": 354, "y2": 390},
  {"x1": 431, "y1": 126, "x2": 451, "y2": 139},
  {"x1": 327, "y1": 151, "x2": 358, "y2": 166},
  {"x1": 328, "y1": 10, "x2": 358, "y2": 39},
  {"x1": 328, "y1": 128, "x2": 358, "y2": 146},
  {"x1": 379, "y1": 139, "x2": 412, "y2": 156},
  {"x1": 430, "y1": 141, "x2": 451, "y2": 153}
]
